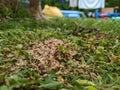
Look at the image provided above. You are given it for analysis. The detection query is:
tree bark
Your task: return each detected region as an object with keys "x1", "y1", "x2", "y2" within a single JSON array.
[{"x1": 29, "y1": 0, "x2": 46, "y2": 20}]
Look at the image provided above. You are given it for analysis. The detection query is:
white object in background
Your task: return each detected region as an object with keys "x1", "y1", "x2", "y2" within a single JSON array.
[
  {"x1": 78, "y1": 0, "x2": 105, "y2": 9},
  {"x1": 69, "y1": 0, "x2": 78, "y2": 7}
]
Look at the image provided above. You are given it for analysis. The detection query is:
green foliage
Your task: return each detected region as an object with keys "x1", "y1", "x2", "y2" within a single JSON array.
[
  {"x1": 106, "y1": 0, "x2": 120, "y2": 8},
  {"x1": 40, "y1": 81, "x2": 63, "y2": 89},
  {"x1": 0, "y1": 18, "x2": 120, "y2": 90},
  {"x1": 11, "y1": 6, "x2": 29, "y2": 18},
  {"x1": 0, "y1": 85, "x2": 11, "y2": 90},
  {"x1": 0, "y1": 3, "x2": 12, "y2": 18},
  {"x1": 0, "y1": 3, "x2": 29, "y2": 20}
]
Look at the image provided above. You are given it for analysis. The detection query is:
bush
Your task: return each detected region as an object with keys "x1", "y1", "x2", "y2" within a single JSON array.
[
  {"x1": 0, "y1": 3, "x2": 13, "y2": 18},
  {"x1": 0, "y1": 1, "x2": 29, "y2": 19}
]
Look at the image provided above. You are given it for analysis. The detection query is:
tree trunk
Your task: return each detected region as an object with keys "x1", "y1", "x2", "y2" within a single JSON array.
[{"x1": 29, "y1": 0, "x2": 46, "y2": 20}]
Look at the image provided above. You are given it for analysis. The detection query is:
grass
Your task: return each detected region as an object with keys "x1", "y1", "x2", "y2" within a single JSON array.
[{"x1": 0, "y1": 18, "x2": 120, "y2": 90}]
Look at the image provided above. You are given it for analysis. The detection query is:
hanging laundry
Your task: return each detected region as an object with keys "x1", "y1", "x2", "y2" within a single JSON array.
[
  {"x1": 69, "y1": 0, "x2": 78, "y2": 7},
  {"x1": 78, "y1": 0, "x2": 105, "y2": 9}
]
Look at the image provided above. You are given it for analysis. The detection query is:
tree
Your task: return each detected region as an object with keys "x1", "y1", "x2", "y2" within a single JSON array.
[{"x1": 29, "y1": 0, "x2": 46, "y2": 20}]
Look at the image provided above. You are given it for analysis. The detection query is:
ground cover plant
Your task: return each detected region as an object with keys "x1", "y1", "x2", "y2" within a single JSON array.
[{"x1": 0, "y1": 18, "x2": 120, "y2": 90}]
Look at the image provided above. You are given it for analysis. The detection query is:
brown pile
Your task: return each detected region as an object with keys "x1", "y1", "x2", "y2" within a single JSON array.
[{"x1": 29, "y1": 39, "x2": 78, "y2": 76}]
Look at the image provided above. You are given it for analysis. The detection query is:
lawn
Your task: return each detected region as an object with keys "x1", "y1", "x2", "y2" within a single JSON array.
[{"x1": 0, "y1": 18, "x2": 120, "y2": 90}]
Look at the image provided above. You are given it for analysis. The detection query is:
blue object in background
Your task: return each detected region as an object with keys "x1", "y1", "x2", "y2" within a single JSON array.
[
  {"x1": 21, "y1": 0, "x2": 30, "y2": 8},
  {"x1": 114, "y1": 9, "x2": 118, "y2": 17},
  {"x1": 61, "y1": 10, "x2": 81, "y2": 18},
  {"x1": 60, "y1": 0, "x2": 66, "y2": 4},
  {"x1": 112, "y1": 17, "x2": 120, "y2": 20},
  {"x1": 95, "y1": 9, "x2": 99, "y2": 18},
  {"x1": 95, "y1": 9, "x2": 120, "y2": 19}
]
